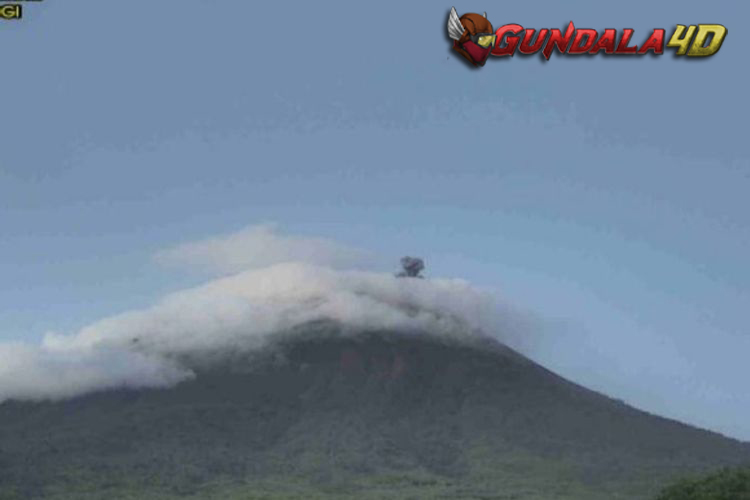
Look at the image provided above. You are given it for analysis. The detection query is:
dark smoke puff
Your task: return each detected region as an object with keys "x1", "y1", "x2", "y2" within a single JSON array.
[{"x1": 397, "y1": 257, "x2": 425, "y2": 278}]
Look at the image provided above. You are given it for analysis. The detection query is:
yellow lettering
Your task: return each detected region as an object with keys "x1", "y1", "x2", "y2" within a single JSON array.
[
  {"x1": 687, "y1": 25, "x2": 728, "y2": 57},
  {"x1": 667, "y1": 25, "x2": 696, "y2": 56},
  {"x1": 0, "y1": 4, "x2": 22, "y2": 20}
]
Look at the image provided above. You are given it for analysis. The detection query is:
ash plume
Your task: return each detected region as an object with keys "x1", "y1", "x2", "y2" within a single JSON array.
[{"x1": 396, "y1": 256, "x2": 425, "y2": 278}]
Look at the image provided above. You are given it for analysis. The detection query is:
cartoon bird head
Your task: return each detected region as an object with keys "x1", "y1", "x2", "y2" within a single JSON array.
[{"x1": 447, "y1": 7, "x2": 496, "y2": 67}]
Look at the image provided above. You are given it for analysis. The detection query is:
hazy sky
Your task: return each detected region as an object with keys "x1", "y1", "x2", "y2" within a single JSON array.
[{"x1": 1, "y1": 1, "x2": 749, "y2": 439}]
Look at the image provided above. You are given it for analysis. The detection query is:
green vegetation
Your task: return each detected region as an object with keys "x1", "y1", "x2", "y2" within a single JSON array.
[
  {"x1": 1, "y1": 328, "x2": 748, "y2": 499},
  {"x1": 655, "y1": 468, "x2": 750, "y2": 500}
]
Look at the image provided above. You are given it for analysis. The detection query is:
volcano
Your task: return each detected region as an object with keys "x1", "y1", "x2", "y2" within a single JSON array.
[{"x1": 1, "y1": 322, "x2": 748, "y2": 499}]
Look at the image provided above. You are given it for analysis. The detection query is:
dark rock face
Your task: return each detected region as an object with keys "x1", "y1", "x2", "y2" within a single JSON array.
[{"x1": 1, "y1": 325, "x2": 748, "y2": 498}]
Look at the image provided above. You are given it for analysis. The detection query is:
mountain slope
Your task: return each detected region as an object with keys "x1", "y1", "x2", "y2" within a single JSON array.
[{"x1": 1, "y1": 323, "x2": 748, "y2": 499}]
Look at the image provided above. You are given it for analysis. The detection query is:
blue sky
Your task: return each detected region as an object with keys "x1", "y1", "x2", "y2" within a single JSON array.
[{"x1": 1, "y1": 1, "x2": 749, "y2": 439}]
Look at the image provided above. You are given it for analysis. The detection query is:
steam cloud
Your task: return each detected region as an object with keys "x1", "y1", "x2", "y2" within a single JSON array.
[
  {"x1": 153, "y1": 223, "x2": 375, "y2": 275},
  {"x1": 0, "y1": 225, "x2": 530, "y2": 404}
]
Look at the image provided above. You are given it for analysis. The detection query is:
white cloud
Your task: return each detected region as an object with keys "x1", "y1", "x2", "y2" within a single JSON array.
[
  {"x1": 0, "y1": 342, "x2": 191, "y2": 402},
  {"x1": 153, "y1": 223, "x2": 375, "y2": 276},
  {"x1": 0, "y1": 228, "x2": 533, "y2": 404}
]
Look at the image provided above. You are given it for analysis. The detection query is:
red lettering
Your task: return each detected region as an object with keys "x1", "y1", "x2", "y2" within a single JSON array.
[
  {"x1": 639, "y1": 29, "x2": 665, "y2": 54},
  {"x1": 569, "y1": 29, "x2": 598, "y2": 54},
  {"x1": 492, "y1": 24, "x2": 524, "y2": 57},
  {"x1": 542, "y1": 22, "x2": 575, "y2": 60},
  {"x1": 616, "y1": 29, "x2": 638, "y2": 54},
  {"x1": 519, "y1": 28, "x2": 549, "y2": 54},
  {"x1": 589, "y1": 29, "x2": 617, "y2": 54}
]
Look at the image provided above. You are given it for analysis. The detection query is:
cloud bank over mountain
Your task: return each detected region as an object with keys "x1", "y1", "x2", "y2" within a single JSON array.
[{"x1": 0, "y1": 225, "x2": 533, "y2": 403}]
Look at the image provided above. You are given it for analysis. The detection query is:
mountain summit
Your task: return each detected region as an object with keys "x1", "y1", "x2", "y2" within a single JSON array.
[{"x1": 0, "y1": 322, "x2": 748, "y2": 499}]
